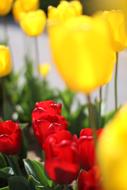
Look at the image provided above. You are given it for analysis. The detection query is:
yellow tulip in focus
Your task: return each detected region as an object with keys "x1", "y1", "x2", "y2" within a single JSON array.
[
  {"x1": 20, "y1": 0, "x2": 39, "y2": 11},
  {"x1": 38, "y1": 63, "x2": 51, "y2": 78},
  {"x1": 97, "y1": 104, "x2": 127, "y2": 190},
  {"x1": 48, "y1": 16, "x2": 116, "y2": 93},
  {"x1": 48, "y1": 1, "x2": 82, "y2": 23},
  {"x1": 0, "y1": 0, "x2": 13, "y2": 16},
  {"x1": 0, "y1": 45, "x2": 12, "y2": 77},
  {"x1": 96, "y1": 10, "x2": 127, "y2": 51},
  {"x1": 12, "y1": 0, "x2": 25, "y2": 22},
  {"x1": 20, "y1": 10, "x2": 46, "y2": 37}
]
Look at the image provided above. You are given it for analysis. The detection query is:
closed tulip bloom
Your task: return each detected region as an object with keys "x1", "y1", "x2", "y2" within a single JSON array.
[
  {"x1": 0, "y1": 0, "x2": 13, "y2": 16},
  {"x1": 78, "y1": 167, "x2": 102, "y2": 190},
  {"x1": 12, "y1": 0, "x2": 25, "y2": 22},
  {"x1": 48, "y1": 16, "x2": 116, "y2": 93},
  {"x1": 20, "y1": 9, "x2": 46, "y2": 36},
  {"x1": 78, "y1": 128, "x2": 102, "y2": 170},
  {"x1": 44, "y1": 130, "x2": 80, "y2": 184},
  {"x1": 96, "y1": 10, "x2": 127, "y2": 51},
  {"x1": 97, "y1": 104, "x2": 127, "y2": 190},
  {"x1": 38, "y1": 63, "x2": 51, "y2": 78},
  {"x1": 0, "y1": 45, "x2": 12, "y2": 77},
  {"x1": 20, "y1": 0, "x2": 39, "y2": 11},
  {"x1": 48, "y1": 0, "x2": 82, "y2": 23},
  {"x1": 0, "y1": 120, "x2": 21, "y2": 154}
]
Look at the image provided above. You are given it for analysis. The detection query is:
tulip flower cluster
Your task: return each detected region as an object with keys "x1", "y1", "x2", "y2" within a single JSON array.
[{"x1": 32, "y1": 100, "x2": 103, "y2": 188}]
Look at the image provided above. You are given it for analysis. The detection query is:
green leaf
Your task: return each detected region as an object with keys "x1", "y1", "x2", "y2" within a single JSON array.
[
  {"x1": 0, "y1": 154, "x2": 7, "y2": 168},
  {"x1": 0, "y1": 167, "x2": 14, "y2": 178},
  {"x1": 24, "y1": 159, "x2": 53, "y2": 187},
  {"x1": 0, "y1": 186, "x2": 10, "y2": 190},
  {"x1": 6, "y1": 156, "x2": 22, "y2": 176},
  {"x1": 8, "y1": 176, "x2": 31, "y2": 190},
  {"x1": 28, "y1": 175, "x2": 40, "y2": 189}
]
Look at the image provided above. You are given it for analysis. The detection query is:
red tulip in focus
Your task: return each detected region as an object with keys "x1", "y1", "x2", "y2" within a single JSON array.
[
  {"x1": 0, "y1": 120, "x2": 21, "y2": 154},
  {"x1": 44, "y1": 130, "x2": 80, "y2": 184},
  {"x1": 32, "y1": 100, "x2": 68, "y2": 147},
  {"x1": 32, "y1": 100, "x2": 62, "y2": 121},
  {"x1": 78, "y1": 166, "x2": 102, "y2": 190},
  {"x1": 78, "y1": 128, "x2": 102, "y2": 170}
]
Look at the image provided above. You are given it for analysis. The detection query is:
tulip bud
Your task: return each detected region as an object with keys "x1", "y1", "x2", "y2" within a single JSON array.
[
  {"x1": 0, "y1": 45, "x2": 12, "y2": 77},
  {"x1": 0, "y1": 0, "x2": 13, "y2": 16},
  {"x1": 20, "y1": 9, "x2": 46, "y2": 36},
  {"x1": 12, "y1": 0, "x2": 25, "y2": 22},
  {"x1": 20, "y1": 0, "x2": 39, "y2": 12},
  {"x1": 0, "y1": 120, "x2": 21, "y2": 154},
  {"x1": 95, "y1": 10, "x2": 127, "y2": 51},
  {"x1": 38, "y1": 63, "x2": 51, "y2": 78}
]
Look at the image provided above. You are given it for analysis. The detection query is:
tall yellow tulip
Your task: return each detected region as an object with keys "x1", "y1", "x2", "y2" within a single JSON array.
[
  {"x1": 12, "y1": 0, "x2": 25, "y2": 22},
  {"x1": 96, "y1": 10, "x2": 127, "y2": 51},
  {"x1": 0, "y1": 45, "x2": 12, "y2": 77},
  {"x1": 20, "y1": 0, "x2": 39, "y2": 12},
  {"x1": 20, "y1": 10, "x2": 46, "y2": 37},
  {"x1": 48, "y1": 1, "x2": 82, "y2": 23},
  {"x1": 0, "y1": 0, "x2": 13, "y2": 16},
  {"x1": 97, "y1": 104, "x2": 127, "y2": 190},
  {"x1": 48, "y1": 15, "x2": 116, "y2": 93}
]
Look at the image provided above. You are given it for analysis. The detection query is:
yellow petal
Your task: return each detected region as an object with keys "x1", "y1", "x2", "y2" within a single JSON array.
[
  {"x1": 0, "y1": 45, "x2": 12, "y2": 77},
  {"x1": 48, "y1": 0, "x2": 82, "y2": 24},
  {"x1": 20, "y1": 9, "x2": 46, "y2": 37},
  {"x1": 95, "y1": 10, "x2": 127, "y2": 51},
  {"x1": 38, "y1": 63, "x2": 51, "y2": 78},
  {"x1": 12, "y1": 0, "x2": 25, "y2": 22},
  {"x1": 97, "y1": 104, "x2": 127, "y2": 190},
  {"x1": 0, "y1": 0, "x2": 13, "y2": 16},
  {"x1": 20, "y1": 0, "x2": 39, "y2": 11},
  {"x1": 48, "y1": 15, "x2": 116, "y2": 93}
]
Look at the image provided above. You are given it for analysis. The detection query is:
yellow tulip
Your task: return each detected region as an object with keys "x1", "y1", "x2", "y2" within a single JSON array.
[
  {"x1": 48, "y1": 1, "x2": 82, "y2": 23},
  {"x1": 20, "y1": 10, "x2": 46, "y2": 37},
  {"x1": 0, "y1": 45, "x2": 12, "y2": 77},
  {"x1": 12, "y1": 0, "x2": 25, "y2": 22},
  {"x1": 0, "y1": 0, "x2": 13, "y2": 16},
  {"x1": 96, "y1": 10, "x2": 127, "y2": 51},
  {"x1": 48, "y1": 15, "x2": 116, "y2": 93},
  {"x1": 97, "y1": 104, "x2": 127, "y2": 190},
  {"x1": 20, "y1": 0, "x2": 39, "y2": 11},
  {"x1": 38, "y1": 63, "x2": 51, "y2": 78}
]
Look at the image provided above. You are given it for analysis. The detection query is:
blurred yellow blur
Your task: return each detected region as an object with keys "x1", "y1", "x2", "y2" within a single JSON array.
[{"x1": 97, "y1": 104, "x2": 127, "y2": 190}]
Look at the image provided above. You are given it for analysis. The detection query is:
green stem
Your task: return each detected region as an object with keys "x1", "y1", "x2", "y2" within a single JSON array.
[
  {"x1": 0, "y1": 78, "x2": 5, "y2": 120},
  {"x1": 114, "y1": 53, "x2": 119, "y2": 111},
  {"x1": 2, "y1": 16, "x2": 9, "y2": 44},
  {"x1": 99, "y1": 87, "x2": 102, "y2": 125},
  {"x1": 34, "y1": 37, "x2": 40, "y2": 73},
  {"x1": 87, "y1": 95, "x2": 97, "y2": 140}
]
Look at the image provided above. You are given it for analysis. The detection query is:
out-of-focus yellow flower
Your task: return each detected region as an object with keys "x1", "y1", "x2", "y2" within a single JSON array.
[
  {"x1": 20, "y1": 0, "x2": 39, "y2": 12},
  {"x1": 97, "y1": 104, "x2": 127, "y2": 190},
  {"x1": 48, "y1": 15, "x2": 116, "y2": 94},
  {"x1": 0, "y1": 45, "x2": 12, "y2": 77},
  {"x1": 96, "y1": 10, "x2": 127, "y2": 51},
  {"x1": 12, "y1": 0, "x2": 25, "y2": 22},
  {"x1": 48, "y1": 1, "x2": 82, "y2": 23},
  {"x1": 0, "y1": 0, "x2": 13, "y2": 16},
  {"x1": 38, "y1": 63, "x2": 51, "y2": 78},
  {"x1": 20, "y1": 10, "x2": 46, "y2": 37}
]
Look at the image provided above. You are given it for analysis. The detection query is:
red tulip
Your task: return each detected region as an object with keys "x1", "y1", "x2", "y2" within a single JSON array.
[
  {"x1": 78, "y1": 166, "x2": 102, "y2": 190},
  {"x1": 78, "y1": 128, "x2": 102, "y2": 170},
  {"x1": 0, "y1": 120, "x2": 21, "y2": 154},
  {"x1": 33, "y1": 117, "x2": 67, "y2": 148},
  {"x1": 32, "y1": 100, "x2": 68, "y2": 147},
  {"x1": 44, "y1": 130, "x2": 80, "y2": 184},
  {"x1": 32, "y1": 100, "x2": 62, "y2": 121}
]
